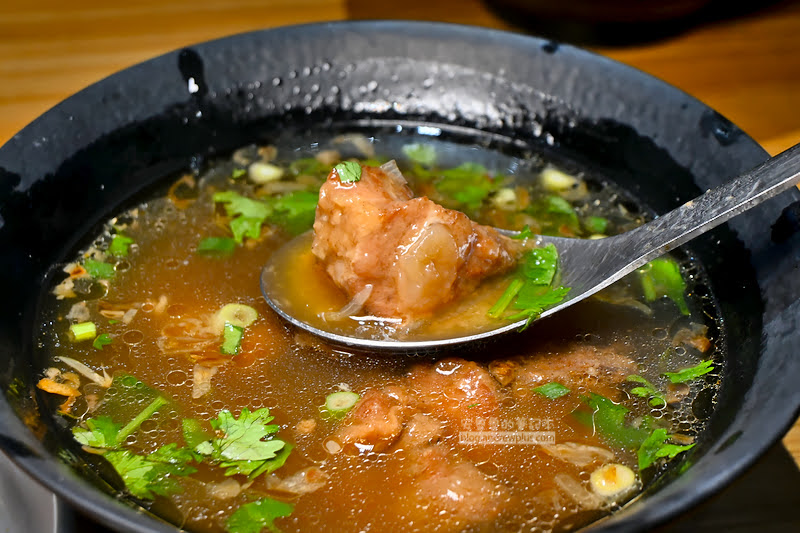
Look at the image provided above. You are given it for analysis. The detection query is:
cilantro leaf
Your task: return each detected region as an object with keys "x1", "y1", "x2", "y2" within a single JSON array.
[
  {"x1": 213, "y1": 190, "x2": 319, "y2": 240},
  {"x1": 521, "y1": 245, "x2": 559, "y2": 285},
  {"x1": 93, "y1": 333, "x2": 113, "y2": 350},
  {"x1": 182, "y1": 418, "x2": 215, "y2": 449},
  {"x1": 229, "y1": 217, "x2": 264, "y2": 243},
  {"x1": 664, "y1": 360, "x2": 715, "y2": 384},
  {"x1": 214, "y1": 191, "x2": 272, "y2": 220},
  {"x1": 402, "y1": 143, "x2": 437, "y2": 167},
  {"x1": 73, "y1": 379, "x2": 169, "y2": 450},
  {"x1": 73, "y1": 415, "x2": 122, "y2": 448},
  {"x1": 104, "y1": 445, "x2": 197, "y2": 499},
  {"x1": 573, "y1": 393, "x2": 651, "y2": 449},
  {"x1": 84, "y1": 259, "x2": 115, "y2": 279},
  {"x1": 108, "y1": 234, "x2": 134, "y2": 257},
  {"x1": 288, "y1": 157, "x2": 329, "y2": 177},
  {"x1": 638, "y1": 257, "x2": 689, "y2": 315},
  {"x1": 626, "y1": 375, "x2": 667, "y2": 407},
  {"x1": 511, "y1": 225, "x2": 535, "y2": 240},
  {"x1": 194, "y1": 408, "x2": 289, "y2": 479},
  {"x1": 584, "y1": 216, "x2": 609, "y2": 234},
  {"x1": 434, "y1": 163, "x2": 497, "y2": 210},
  {"x1": 197, "y1": 237, "x2": 237, "y2": 257},
  {"x1": 334, "y1": 161, "x2": 362, "y2": 183},
  {"x1": 226, "y1": 497, "x2": 294, "y2": 533},
  {"x1": 213, "y1": 191, "x2": 271, "y2": 244},
  {"x1": 237, "y1": 443, "x2": 294, "y2": 479},
  {"x1": 488, "y1": 243, "x2": 570, "y2": 326},
  {"x1": 508, "y1": 285, "x2": 571, "y2": 328},
  {"x1": 532, "y1": 382, "x2": 571, "y2": 399},
  {"x1": 638, "y1": 428, "x2": 695, "y2": 470},
  {"x1": 526, "y1": 196, "x2": 580, "y2": 235},
  {"x1": 264, "y1": 190, "x2": 319, "y2": 236}
]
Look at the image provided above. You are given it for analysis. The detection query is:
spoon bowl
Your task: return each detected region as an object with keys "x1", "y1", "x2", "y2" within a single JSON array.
[{"x1": 262, "y1": 143, "x2": 800, "y2": 353}]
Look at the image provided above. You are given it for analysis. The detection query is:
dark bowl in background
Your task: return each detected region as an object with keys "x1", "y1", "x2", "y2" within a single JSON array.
[
  {"x1": 1, "y1": 21, "x2": 800, "y2": 532},
  {"x1": 485, "y1": 0, "x2": 775, "y2": 45}
]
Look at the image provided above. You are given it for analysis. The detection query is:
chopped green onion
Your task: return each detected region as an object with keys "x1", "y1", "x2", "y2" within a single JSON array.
[
  {"x1": 231, "y1": 168, "x2": 247, "y2": 179},
  {"x1": 108, "y1": 234, "x2": 134, "y2": 257},
  {"x1": 196, "y1": 237, "x2": 237, "y2": 257},
  {"x1": 221, "y1": 322, "x2": 245, "y2": 355},
  {"x1": 664, "y1": 360, "x2": 715, "y2": 384},
  {"x1": 69, "y1": 321, "x2": 97, "y2": 342},
  {"x1": 334, "y1": 161, "x2": 362, "y2": 183},
  {"x1": 217, "y1": 304, "x2": 258, "y2": 328},
  {"x1": 83, "y1": 259, "x2": 115, "y2": 279},
  {"x1": 92, "y1": 333, "x2": 113, "y2": 350},
  {"x1": 533, "y1": 382, "x2": 571, "y2": 399},
  {"x1": 324, "y1": 391, "x2": 360, "y2": 415}
]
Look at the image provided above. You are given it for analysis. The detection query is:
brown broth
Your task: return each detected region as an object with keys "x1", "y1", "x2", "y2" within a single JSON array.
[{"x1": 35, "y1": 132, "x2": 720, "y2": 533}]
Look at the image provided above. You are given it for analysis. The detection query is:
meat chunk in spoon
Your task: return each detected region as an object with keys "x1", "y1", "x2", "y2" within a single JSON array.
[{"x1": 311, "y1": 161, "x2": 521, "y2": 322}]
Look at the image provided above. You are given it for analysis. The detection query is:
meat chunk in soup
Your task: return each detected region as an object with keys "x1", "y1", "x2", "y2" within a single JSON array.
[
  {"x1": 394, "y1": 443, "x2": 513, "y2": 530},
  {"x1": 312, "y1": 162, "x2": 521, "y2": 322},
  {"x1": 407, "y1": 358, "x2": 501, "y2": 429},
  {"x1": 394, "y1": 413, "x2": 445, "y2": 450},
  {"x1": 496, "y1": 343, "x2": 637, "y2": 396},
  {"x1": 328, "y1": 386, "x2": 409, "y2": 453}
]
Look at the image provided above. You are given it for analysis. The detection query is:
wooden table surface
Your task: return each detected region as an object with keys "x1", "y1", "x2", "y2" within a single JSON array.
[{"x1": 2, "y1": 0, "x2": 800, "y2": 529}]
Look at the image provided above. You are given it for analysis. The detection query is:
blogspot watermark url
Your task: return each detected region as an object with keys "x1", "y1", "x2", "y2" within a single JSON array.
[{"x1": 458, "y1": 417, "x2": 556, "y2": 445}]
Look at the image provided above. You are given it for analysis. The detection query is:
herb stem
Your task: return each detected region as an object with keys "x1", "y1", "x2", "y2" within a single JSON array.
[
  {"x1": 115, "y1": 396, "x2": 168, "y2": 445},
  {"x1": 488, "y1": 278, "x2": 524, "y2": 318}
]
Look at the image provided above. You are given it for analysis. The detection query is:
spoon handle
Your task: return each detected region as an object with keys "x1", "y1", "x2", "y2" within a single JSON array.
[{"x1": 625, "y1": 142, "x2": 800, "y2": 263}]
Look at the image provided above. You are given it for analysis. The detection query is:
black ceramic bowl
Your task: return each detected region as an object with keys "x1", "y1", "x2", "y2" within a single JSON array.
[{"x1": 1, "y1": 21, "x2": 799, "y2": 533}]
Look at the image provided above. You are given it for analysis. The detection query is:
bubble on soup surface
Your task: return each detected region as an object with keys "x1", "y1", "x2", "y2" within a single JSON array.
[
  {"x1": 652, "y1": 327, "x2": 669, "y2": 340},
  {"x1": 166, "y1": 369, "x2": 188, "y2": 386}
]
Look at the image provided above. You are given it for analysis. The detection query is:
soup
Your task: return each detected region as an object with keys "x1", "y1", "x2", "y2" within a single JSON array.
[{"x1": 34, "y1": 129, "x2": 720, "y2": 532}]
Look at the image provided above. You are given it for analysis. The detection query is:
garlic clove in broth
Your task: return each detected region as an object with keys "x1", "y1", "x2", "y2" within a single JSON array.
[{"x1": 589, "y1": 463, "x2": 638, "y2": 500}]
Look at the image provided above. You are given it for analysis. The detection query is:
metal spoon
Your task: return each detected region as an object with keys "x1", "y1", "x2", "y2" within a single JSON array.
[{"x1": 262, "y1": 143, "x2": 800, "y2": 352}]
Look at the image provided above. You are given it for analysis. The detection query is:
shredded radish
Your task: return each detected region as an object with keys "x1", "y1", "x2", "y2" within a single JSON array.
[
  {"x1": 320, "y1": 284, "x2": 373, "y2": 322},
  {"x1": 379, "y1": 160, "x2": 408, "y2": 188},
  {"x1": 56, "y1": 356, "x2": 112, "y2": 388},
  {"x1": 554, "y1": 473, "x2": 603, "y2": 510},
  {"x1": 541, "y1": 442, "x2": 615, "y2": 467},
  {"x1": 192, "y1": 364, "x2": 218, "y2": 399}
]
